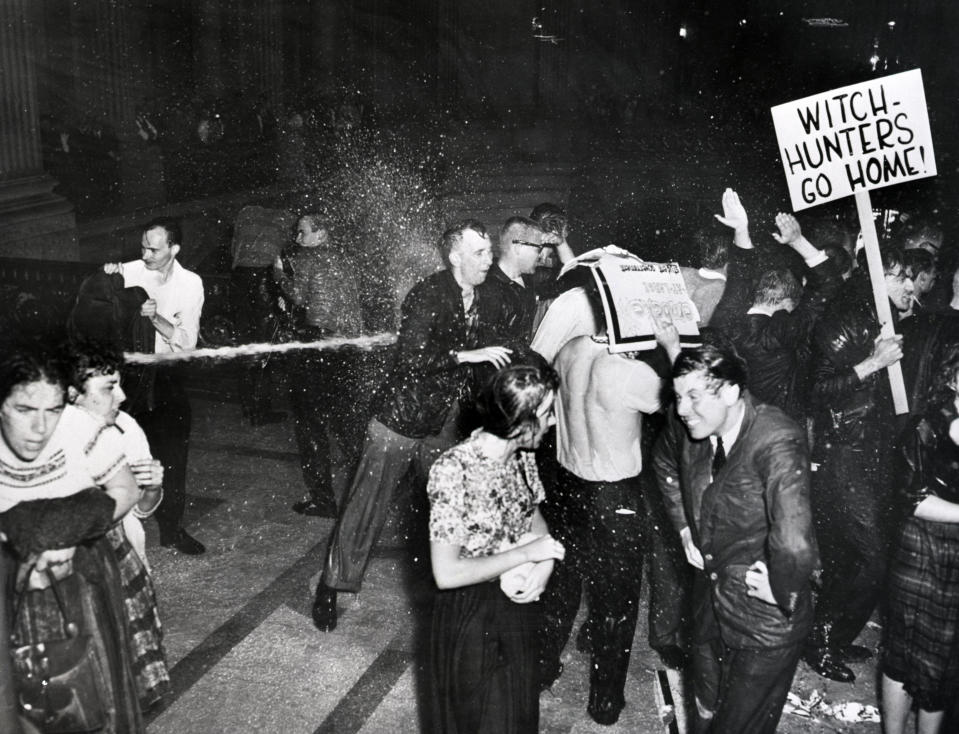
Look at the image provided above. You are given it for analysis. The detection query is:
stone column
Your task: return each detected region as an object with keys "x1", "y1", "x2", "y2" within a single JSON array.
[
  {"x1": 0, "y1": 0, "x2": 78, "y2": 260},
  {"x1": 84, "y1": 0, "x2": 164, "y2": 211},
  {"x1": 251, "y1": 0, "x2": 284, "y2": 107}
]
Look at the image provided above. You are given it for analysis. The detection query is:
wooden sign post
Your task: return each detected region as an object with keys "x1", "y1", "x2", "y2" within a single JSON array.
[{"x1": 771, "y1": 69, "x2": 938, "y2": 415}]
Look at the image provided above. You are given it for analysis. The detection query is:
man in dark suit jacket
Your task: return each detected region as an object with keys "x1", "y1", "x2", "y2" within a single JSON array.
[{"x1": 653, "y1": 343, "x2": 817, "y2": 734}]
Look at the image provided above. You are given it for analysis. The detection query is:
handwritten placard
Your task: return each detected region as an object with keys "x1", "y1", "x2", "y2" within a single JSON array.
[
  {"x1": 590, "y1": 259, "x2": 701, "y2": 353},
  {"x1": 771, "y1": 69, "x2": 936, "y2": 211}
]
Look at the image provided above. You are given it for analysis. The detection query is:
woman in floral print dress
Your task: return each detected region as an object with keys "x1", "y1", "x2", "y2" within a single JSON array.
[{"x1": 428, "y1": 364, "x2": 566, "y2": 734}]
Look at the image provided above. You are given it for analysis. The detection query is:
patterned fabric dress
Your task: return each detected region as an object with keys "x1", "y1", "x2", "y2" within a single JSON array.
[
  {"x1": 428, "y1": 435, "x2": 545, "y2": 734},
  {"x1": 885, "y1": 403, "x2": 959, "y2": 711},
  {"x1": 0, "y1": 405, "x2": 143, "y2": 732}
]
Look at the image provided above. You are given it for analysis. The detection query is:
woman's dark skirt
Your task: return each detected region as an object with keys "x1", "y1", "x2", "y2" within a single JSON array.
[
  {"x1": 430, "y1": 580, "x2": 540, "y2": 734},
  {"x1": 883, "y1": 516, "x2": 959, "y2": 711}
]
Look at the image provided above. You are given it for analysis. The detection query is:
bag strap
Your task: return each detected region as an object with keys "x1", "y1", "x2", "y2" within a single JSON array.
[{"x1": 11, "y1": 564, "x2": 76, "y2": 640}]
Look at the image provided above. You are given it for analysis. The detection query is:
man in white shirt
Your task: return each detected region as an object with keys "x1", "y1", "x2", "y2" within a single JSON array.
[{"x1": 105, "y1": 217, "x2": 205, "y2": 555}]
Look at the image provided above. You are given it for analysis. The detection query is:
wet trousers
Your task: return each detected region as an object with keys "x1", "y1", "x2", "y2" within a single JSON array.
[
  {"x1": 322, "y1": 417, "x2": 458, "y2": 593},
  {"x1": 538, "y1": 467, "x2": 645, "y2": 718},
  {"x1": 810, "y1": 444, "x2": 895, "y2": 650}
]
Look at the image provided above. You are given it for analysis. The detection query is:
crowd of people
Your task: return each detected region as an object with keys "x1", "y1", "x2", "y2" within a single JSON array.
[{"x1": 1, "y1": 186, "x2": 958, "y2": 733}]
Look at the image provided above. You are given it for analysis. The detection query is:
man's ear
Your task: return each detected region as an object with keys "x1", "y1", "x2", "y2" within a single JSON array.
[
  {"x1": 720, "y1": 382, "x2": 741, "y2": 407},
  {"x1": 448, "y1": 246, "x2": 462, "y2": 269},
  {"x1": 170, "y1": 243, "x2": 181, "y2": 259},
  {"x1": 67, "y1": 386, "x2": 80, "y2": 404}
]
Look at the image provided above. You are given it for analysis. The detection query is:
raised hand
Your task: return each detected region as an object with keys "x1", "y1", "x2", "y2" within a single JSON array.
[{"x1": 714, "y1": 188, "x2": 749, "y2": 233}]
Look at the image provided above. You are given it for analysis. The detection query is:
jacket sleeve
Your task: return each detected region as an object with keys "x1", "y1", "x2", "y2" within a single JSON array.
[
  {"x1": 809, "y1": 313, "x2": 874, "y2": 409},
  {"x1": 755, "y1": 428, "x2": 817, "y2": 616},
  {"x1": 898, "y1": 415, "x2": 938, "y2": 512},
  {"x1": 0, "y1": 489, "x2": 117, "y2": 558},
  {"x1": 394, "y1": 282, "x2": 461, "y2": 377},
  {"x1": 652, "y1": 412, "x2": 691, "y2": 538}
]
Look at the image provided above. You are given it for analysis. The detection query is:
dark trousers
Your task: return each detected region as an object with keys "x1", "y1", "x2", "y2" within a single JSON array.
[
  {"x1": 322, "y1": 415, "x2": 459, "y2": 593},
  {"x1": 131, "y1": 368, "x2": 192, "y2": 537},
  {"x1": 810, "y1": 444, "x2": 894, "y2": 649},
  {"x1": 230, "y1": 266, "x2": 280, "y2": 420},
  {"x1": 644, "y1": 468, "x2": 693, "y2": 655},
  {"x1": 290, "y1": 348, "x2": 365, "y2": 504},
  {"x1": 538, "y1": 467, "x2": 645, "y2": 716},
  {"x1": 692, "y1": 634, "x2": 803, "y2": 734}
]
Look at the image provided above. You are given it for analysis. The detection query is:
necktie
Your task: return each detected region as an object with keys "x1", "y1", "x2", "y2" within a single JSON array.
[{"x1": 712, "y1": 436, "x2": 726, "y2": 476}]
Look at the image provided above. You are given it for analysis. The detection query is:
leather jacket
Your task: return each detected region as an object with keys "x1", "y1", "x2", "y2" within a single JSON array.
[
  {"x1": 375, "y1": 269, "x2": 478, "y2": 439},
  {"x1": 733, "y1": 258, "x2": 841, "y2": 423},
  {"x1": 810, "y1": 276, "x2": 900, "y2": 452},
  {"x1": 653, "y1": 394, "x2": 817, "y2": 649},
  {"x1": 897, "y1": 401, "x2": 959, "y2": 511}
]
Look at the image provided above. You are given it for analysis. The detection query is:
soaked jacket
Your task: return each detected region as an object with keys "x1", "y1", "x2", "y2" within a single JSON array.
[
  {"x1": 810, "y1": 276, "x2": 900, "y2": 453},
  {"x1": 653, "y1": 393, "x2": 817, "y2": 649},
  {"x1": 376, "y1": 269, "x2": 479, "y2": 439}
]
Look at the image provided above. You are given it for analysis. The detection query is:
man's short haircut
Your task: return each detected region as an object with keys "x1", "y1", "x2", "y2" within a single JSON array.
[
  {"x1": 476, "y1": 363, "x2": 559, "y2": 441},
  {"x1": 672, "y1": 342, "x2": 748, "y2": 392},
  {"x1": 0, "y1": 339, "x2": 68, "y2": 405},
  {"x1": 857, "y1": 243, "x2": 906, "y2": 274},
  {"x1": 143, "y1": 216, "x2": 183, "y2": 247},
  {"x1": 300, "y1": 213, "x2": 331, "y2": 233},
  {"x1": 66, "y1": 340, "x2": 123, "y2": 393},
  {"x1": 498, "y1": 216, "x2": 544, "y2": 257},
  {"x1": 753, "y1": 268, "x2": 802, "y2": 308},
  {"x1": 529, "y1": 203, "x2": 567, "y2": 236},
  {"x1": 903, "y1": 247, "x2": 936, "y2": 279},
  {"x1": 692, "y1": 227, "x2": 729, "y2": 271},
  {"x1": 439, "y1": 218, "x2": 488, "y2": 267}
]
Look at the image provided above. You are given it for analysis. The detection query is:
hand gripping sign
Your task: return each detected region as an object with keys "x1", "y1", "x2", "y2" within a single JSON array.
[{"x1": 771, "y1": 69, "x2": 938, "y2": 414}]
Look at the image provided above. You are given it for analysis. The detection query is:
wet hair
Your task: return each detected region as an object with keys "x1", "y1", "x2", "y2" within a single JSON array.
[
  {"x1": 753, "y1": 268, "x2": 801, "y2": 308},
  {"x1": 66, "y1": 340, "x2": 123, "y2": 394},
  {"x1": 672, "y1": 342, "x2": 748, "y2": 392},
  {"x1": 692, "y1": 227, "x2": 728, "y2": 271},
  {"x1": 903, "y1": 248, "x2": 936, "y2": 279},
  {"x1": 529, "y1": 203, "x2": 568, "y2": 236},
  {"x1": 0, "y1": 340, "x2": 68, "y2": 406},
  {"x1": 439, "y1": 219, "x2": 488, "y2": 267},
  {"x1": 143, "y1": 216, "x2": 183, "y2": 248},
  {"x1": 476, "y1": 364, "x2": 559, "y2": 441},
  {"x1": 855, "y1": 242, "x2": 906, "y2": 275}
]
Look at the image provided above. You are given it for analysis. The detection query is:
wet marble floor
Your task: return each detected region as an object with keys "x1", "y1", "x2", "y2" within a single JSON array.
[{"x1": 139, "y1": 388, "x2": 883, "y2": 733}]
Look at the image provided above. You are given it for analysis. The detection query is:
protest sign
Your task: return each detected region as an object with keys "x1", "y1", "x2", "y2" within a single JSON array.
[
  {"x1": 771, "y1": 68, "x2": 936, "y2": 212},
  {"x1": 589, "y1": 257, "x2": 701, "y2": 353}
]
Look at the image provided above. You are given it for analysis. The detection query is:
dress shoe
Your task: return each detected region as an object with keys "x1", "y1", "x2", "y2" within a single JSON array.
[
  {"x1": 312, "y1": 583, "x2": 338, "y2": 632},
  {"x1": 292, "y1": 498, "x2": 337, "y2": 518},
  {"x1": 588, "y1": 691, "x2": 624, "y2": 726},
  {"x1": 840, "y1": 644, "x2": 874, "y2": 663},
  {"x1": 250, "y1": 410, "x2": 286, "y2": 427},
  {"x1": 803, "y1": 647, "x2": 855, "y2": 682},
  {"x1": 538, "y1": 661, "x2": 564, "y2": 693},
  {"x1": 160, "y1": 529, "x2": 206, "y2": 555}
]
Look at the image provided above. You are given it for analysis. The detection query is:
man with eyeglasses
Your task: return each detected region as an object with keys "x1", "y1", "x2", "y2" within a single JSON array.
[{"x1": 804, "y1": 245, "x2": 914, "y2": 682}]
